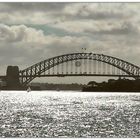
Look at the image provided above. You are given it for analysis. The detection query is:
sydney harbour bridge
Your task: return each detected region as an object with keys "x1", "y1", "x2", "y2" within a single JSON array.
[{"x1": 1, "y1": 52, "x2": 140, "y2": 89}]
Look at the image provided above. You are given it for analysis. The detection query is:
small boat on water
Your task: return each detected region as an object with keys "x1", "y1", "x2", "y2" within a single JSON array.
[{"x1": 27, "y1": 87, "x2": 31, "y2": 92}]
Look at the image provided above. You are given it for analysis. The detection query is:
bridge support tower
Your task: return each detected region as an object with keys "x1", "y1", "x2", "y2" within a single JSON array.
[{"x1": 6, "y1": 66, "x2": 21, "y2": 90}]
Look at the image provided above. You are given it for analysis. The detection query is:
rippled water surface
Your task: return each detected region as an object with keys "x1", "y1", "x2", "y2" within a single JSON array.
[{"x1": 0, "y1": 91, "x2": 140, "y2": 138}]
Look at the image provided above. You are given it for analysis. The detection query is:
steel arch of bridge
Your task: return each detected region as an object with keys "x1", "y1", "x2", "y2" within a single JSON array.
[{"x1": 19, "y1": 53, "x2": 140, "y2": 86}]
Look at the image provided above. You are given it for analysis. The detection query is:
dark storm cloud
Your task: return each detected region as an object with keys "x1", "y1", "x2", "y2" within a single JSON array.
[
  {"x1": 0, "y1": 3, "x2": 132, "y2": 25},
  {"x1": 51, "y1": 11, "x2": 127, "y2": 25},
  {"x1": 53, "y1": 3, "x2": 132, "y2": 22},
  {"x1": 76, "y1": 11, "x2": 125, "y2": 20},
  {"x1": 60, "y1": 9, "x2": 128, "y2": 21},
  {"x1": 0, "y1": 3, "x2": 68, "y2": 13}
]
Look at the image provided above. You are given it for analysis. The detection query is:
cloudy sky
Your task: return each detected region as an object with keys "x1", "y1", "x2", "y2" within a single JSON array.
[{"x1": 0, "y1": 2, "x2": 140, "y2": 83}]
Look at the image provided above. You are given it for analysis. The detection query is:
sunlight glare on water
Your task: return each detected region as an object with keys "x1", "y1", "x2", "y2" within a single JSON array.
[{"x1": 0, "y1": 91, "x2": 140, "y2": 138}]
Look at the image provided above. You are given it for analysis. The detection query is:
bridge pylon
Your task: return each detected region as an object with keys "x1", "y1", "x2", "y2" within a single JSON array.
[{"x1": 6, "y1": 66, "x2": 21, "y2": 90}]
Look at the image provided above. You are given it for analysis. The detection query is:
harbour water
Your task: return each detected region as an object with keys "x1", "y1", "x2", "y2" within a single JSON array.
[{"x1": 0, "y1": 91, "x2": 140, "y2": 138}]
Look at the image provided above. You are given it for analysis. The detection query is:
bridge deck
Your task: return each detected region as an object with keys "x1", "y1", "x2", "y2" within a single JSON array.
[
  {"x1": 1, "y1": 74, "x2": 140, "y2": 78},
  {"x1": 20, "y1": 74, "x2": 138, "y2": 78}
]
